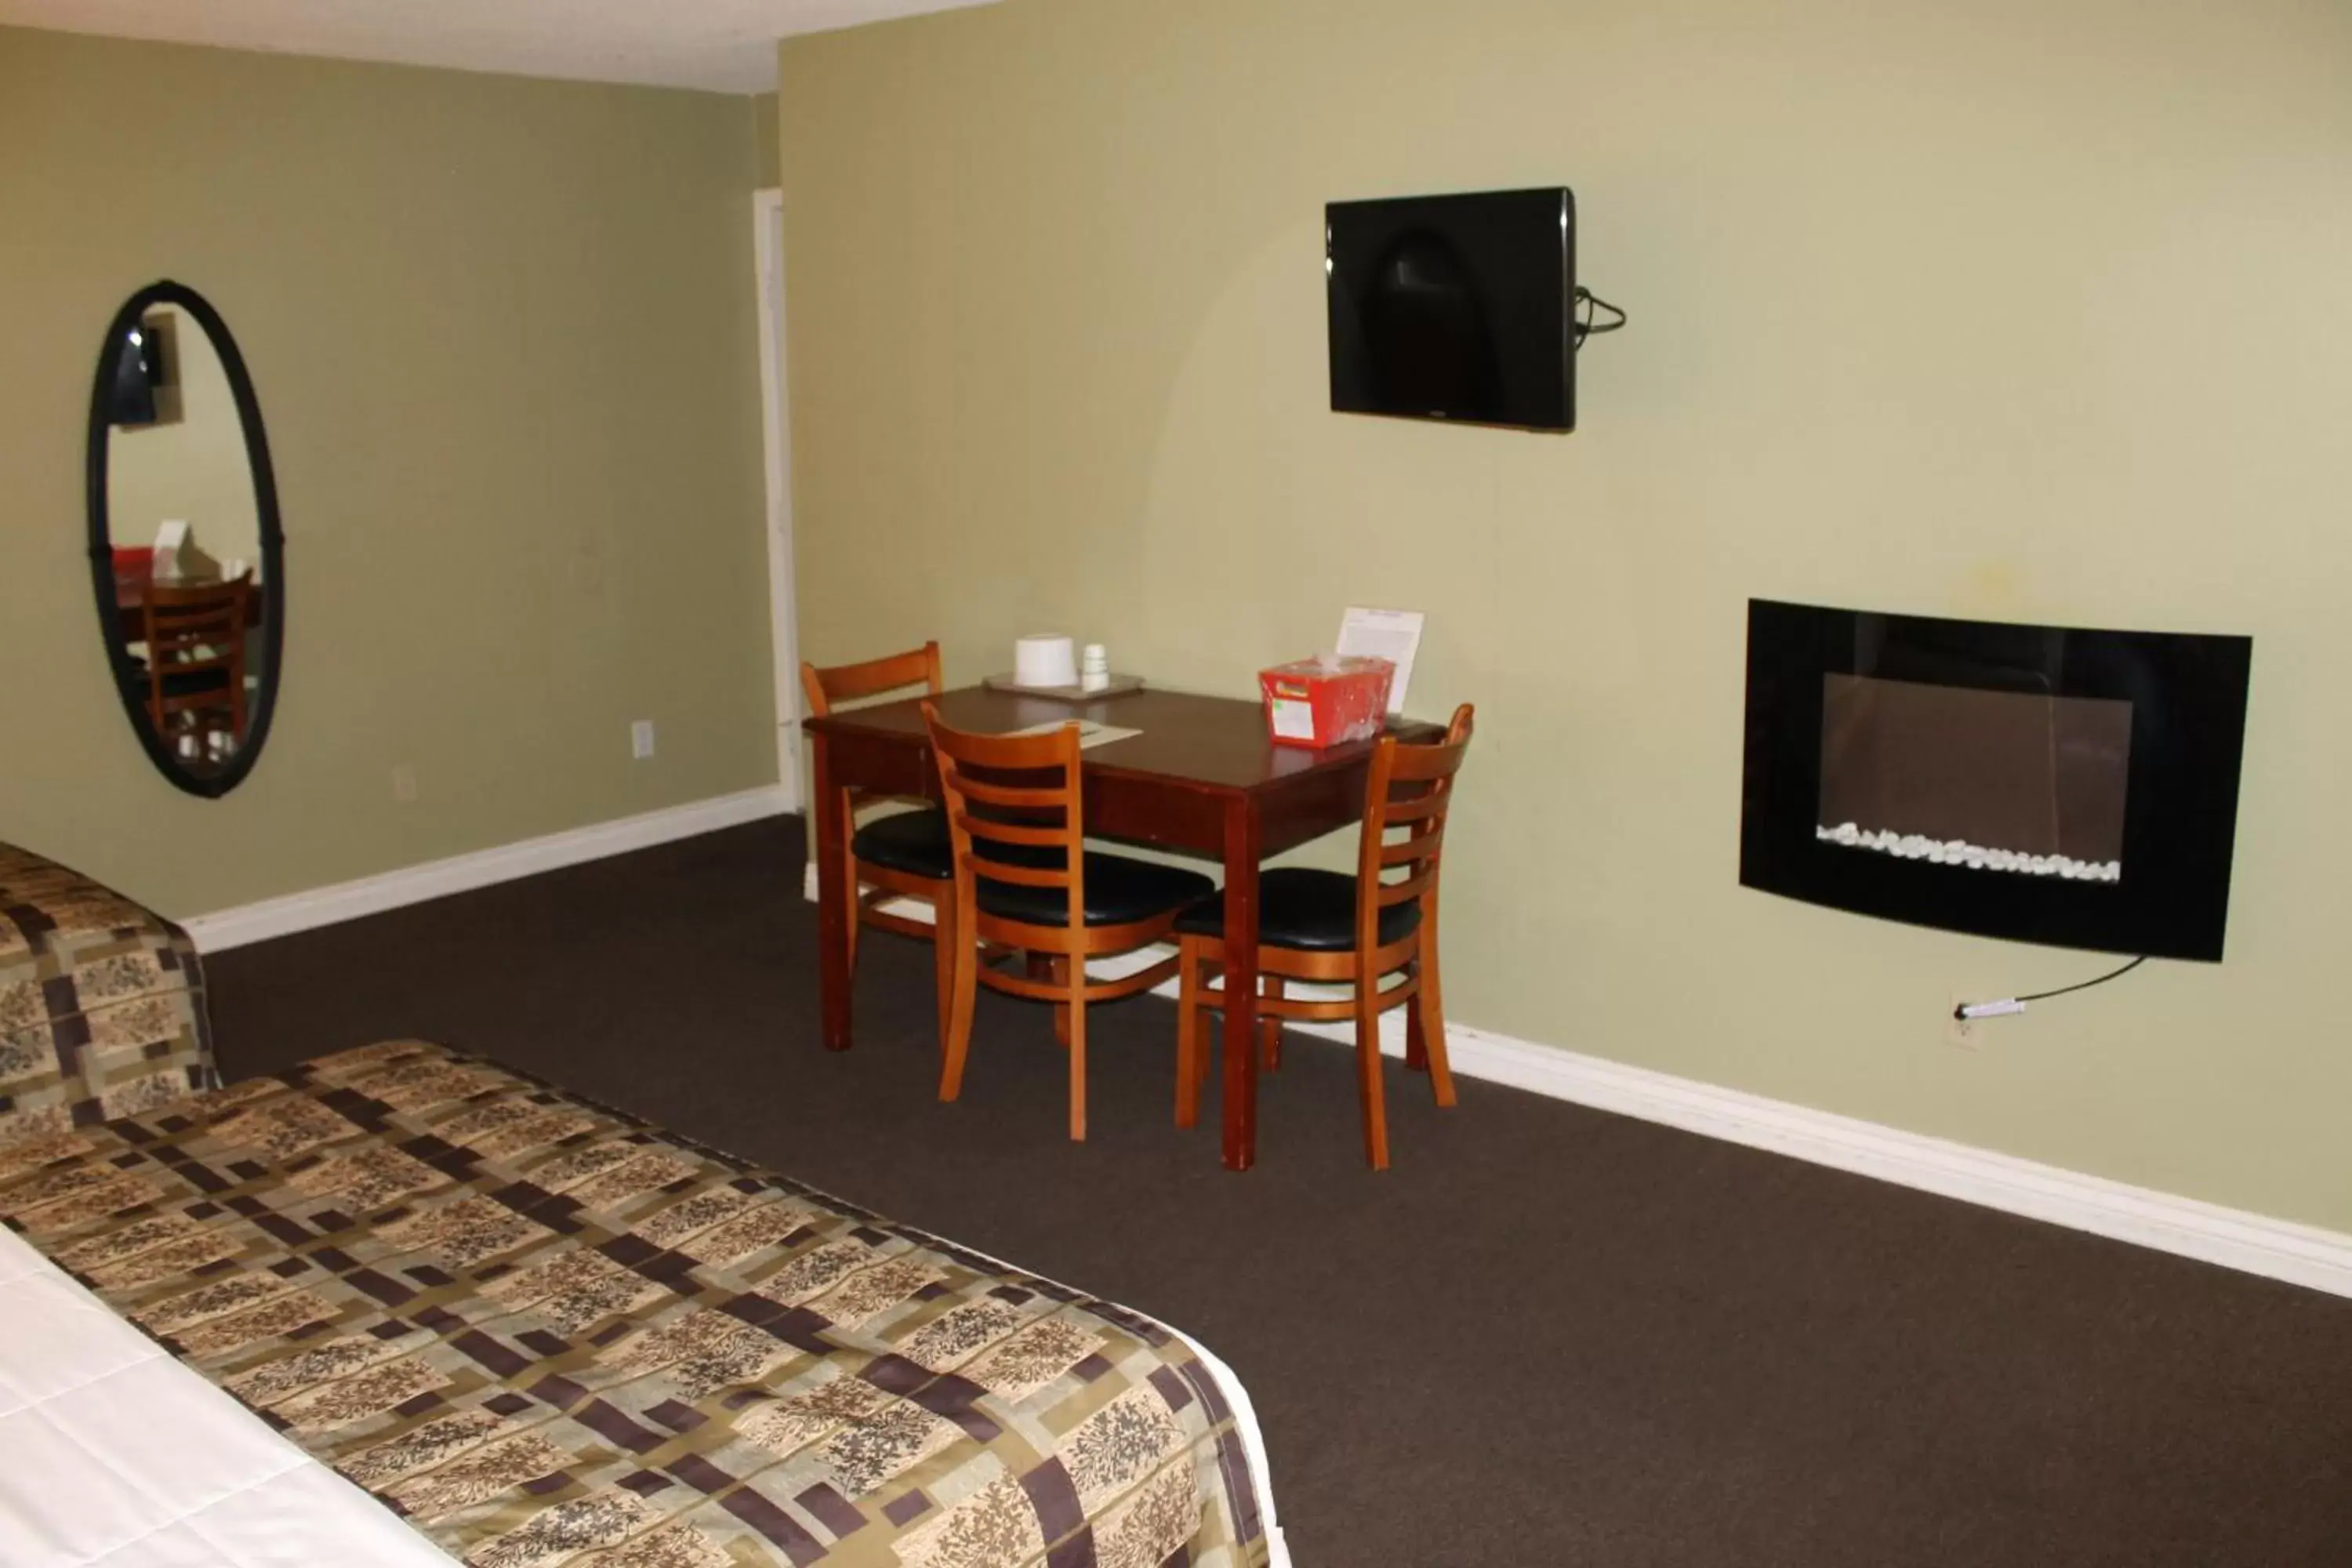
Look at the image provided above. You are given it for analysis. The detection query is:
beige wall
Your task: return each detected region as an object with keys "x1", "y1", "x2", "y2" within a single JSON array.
[
  {"x1": 105, "y1": 303, "x2": 263, "y2": 571},
  {"x1": 753, "y1": 93, "x2": 782, "y2": 189},
  {"x1": 0, "y1": 28, "x2": 778, "y2": 916},
  {"x1": 780, "y1": 0, "x2": 2352, "y2": 1227}
]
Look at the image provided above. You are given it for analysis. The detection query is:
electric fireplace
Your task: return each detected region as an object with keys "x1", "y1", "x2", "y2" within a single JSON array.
[{"x1": 1740, "y1": 600, "x2": 2252, "y2": 960}]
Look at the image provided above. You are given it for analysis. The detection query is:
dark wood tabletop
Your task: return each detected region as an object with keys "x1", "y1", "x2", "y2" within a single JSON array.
[
  {"x1": 803, "y1": 684, "x2": 1394, "y2": 788},
  {"x1": 804, "y1": 684, "x2": 1440, "y2": 1169},
  {"x1": 807, "y1": 685, "x2": 1423, "y2": 846}
]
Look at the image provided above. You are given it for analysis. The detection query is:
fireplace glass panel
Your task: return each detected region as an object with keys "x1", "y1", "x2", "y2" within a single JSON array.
[{"x1": 1817, "y1": 674, "x2": 2131, "y2": 883}]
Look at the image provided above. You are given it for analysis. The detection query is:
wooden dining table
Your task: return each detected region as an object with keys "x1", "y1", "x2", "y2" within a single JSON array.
[{"x1": 804, "y1": 684, "x2": 1442, "y2": 1171}]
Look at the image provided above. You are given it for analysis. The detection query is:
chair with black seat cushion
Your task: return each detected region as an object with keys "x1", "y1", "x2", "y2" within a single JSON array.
[
  {"x1": 1174, "y1": 704, "x2": 1475, "y2": 1170},
  {"x1": 922, "y1": 703, "x2": 1216, "y2": 1141},
  {"x1": 799, "y1": 644, "x2": 956, "y2": 1049}
]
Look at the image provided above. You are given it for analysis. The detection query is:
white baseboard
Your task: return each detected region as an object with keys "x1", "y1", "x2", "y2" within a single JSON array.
[
  {"x1": 183, "y1": 786, "x2": 794, "y2": 953},
  {"x1": 807, "y1": 863, "x2": 2352, "y2": 1300}
]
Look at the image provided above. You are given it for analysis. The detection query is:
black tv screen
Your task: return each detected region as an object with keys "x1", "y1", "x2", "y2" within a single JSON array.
[
  {"x1": 1327, "y1": 187, "x2": 1575, "y2": 431},
  {"x1": 107, "y1": 315, "x2": 169, "y2": 427}
]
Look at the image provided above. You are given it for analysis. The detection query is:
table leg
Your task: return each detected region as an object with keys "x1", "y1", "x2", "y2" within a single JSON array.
[
  {"x1": 813, "y1": 731, "x2": 854, "y2": 1052},
  {"x1": 1220, "y1": 795, "x2": 1263, "y2": 1171}
]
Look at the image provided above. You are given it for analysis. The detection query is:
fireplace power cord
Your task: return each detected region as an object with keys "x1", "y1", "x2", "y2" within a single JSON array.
[{"x1": 1953, "y1": 955, "x2": 2149, "y2": 1022}]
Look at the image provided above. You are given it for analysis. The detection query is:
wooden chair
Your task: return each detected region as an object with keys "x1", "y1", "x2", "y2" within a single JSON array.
[
  {"x1": 138, "y1": 575, "x2": 253, "y2": 757},
  {"x1": 1174, "y1": 704, "x2": 1475, "y2": 1170},
  {"x1": 923, "y1": 703, "x2": 1216, "y2": 1140},
  {"x1": 799, "y1": 644, "x2": 955, "y2": 1047}
]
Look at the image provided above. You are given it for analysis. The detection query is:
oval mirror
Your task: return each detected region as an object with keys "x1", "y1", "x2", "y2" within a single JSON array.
[{"x1": 86, "y1": 281, "x2": 284, "y2": 797}]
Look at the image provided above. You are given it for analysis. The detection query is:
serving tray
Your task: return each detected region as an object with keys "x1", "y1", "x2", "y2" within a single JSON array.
[{"x1": 982, "y1": 672, "x2": 1147, "y2": 701}]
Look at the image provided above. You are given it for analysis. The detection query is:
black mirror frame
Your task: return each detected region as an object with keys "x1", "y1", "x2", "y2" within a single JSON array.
[{"x1": 85, "y1": 280, "x2": 285, "y2": 799}]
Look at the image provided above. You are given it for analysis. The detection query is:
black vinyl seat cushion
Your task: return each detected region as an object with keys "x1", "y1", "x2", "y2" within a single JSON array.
[
  {"x1": 850, "y1": 809, "x2": 953, "y2": 880},
  {"x1": 1174, "y1": 866, "x2": 1421, "y2": 952},
  {"x1": 851, "y1": 811, "x2": 1099, "y2": 887},
  {"x1": 977, "y1": 853, "x2": 1215, "y2": 929}
]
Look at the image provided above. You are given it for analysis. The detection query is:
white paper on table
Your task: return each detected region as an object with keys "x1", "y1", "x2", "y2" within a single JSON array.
[
  {"x1": 1002, "y1": 720, "x2": 1142, "y2": 750},
  {"x1": 1336, "y1": 606, "x2": 1424, "y2": 715},
  {"x1": 151, "y1": 518, "x2": 190, "y2": 578}
]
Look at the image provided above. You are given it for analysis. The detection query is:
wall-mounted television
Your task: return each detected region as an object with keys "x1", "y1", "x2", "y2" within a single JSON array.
[
  {"x1": 1327, "y1": 186, "x2": 1577, "y2": 432},
  {"x1": 107, "y1": 312, "x2": 178, "y2": 428}
]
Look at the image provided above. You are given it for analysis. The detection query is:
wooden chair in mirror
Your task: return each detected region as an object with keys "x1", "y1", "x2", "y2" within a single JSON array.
[{"x1": 135, "y1": 575, "x2": 255, "y2": 766}]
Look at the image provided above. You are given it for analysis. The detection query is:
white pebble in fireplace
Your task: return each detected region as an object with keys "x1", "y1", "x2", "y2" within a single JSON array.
[{"x1": 1815, "y1": 822, "x2": 2122, "y2": 882}]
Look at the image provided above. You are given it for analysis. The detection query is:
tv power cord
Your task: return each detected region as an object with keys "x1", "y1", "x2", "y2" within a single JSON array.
[
  {"x1": 1572, "y1": 287, "x2": 1626, "y2": 349},
  {"x1": 1953, "y1": 955, "x2": 2147, "y2": 1022}
]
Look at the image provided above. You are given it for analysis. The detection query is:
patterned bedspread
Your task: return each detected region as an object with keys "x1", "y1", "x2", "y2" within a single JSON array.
[
  {"x1": 0, "y1": 840, "x2": 216, "y2": 1149},
  {"x1": 0, "y1": 1041, "x2": 1269, "y2": 1568}
]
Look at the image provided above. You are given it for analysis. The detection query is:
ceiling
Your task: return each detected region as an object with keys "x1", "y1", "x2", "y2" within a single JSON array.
[{"x1": 0, "y1": 0, "x2": 996, "y2": 93}]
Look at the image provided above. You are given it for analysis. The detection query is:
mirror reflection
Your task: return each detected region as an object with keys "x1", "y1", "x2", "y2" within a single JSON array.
[{"x1": 93, "y1": 286, "x2": 280, "y2": 793}]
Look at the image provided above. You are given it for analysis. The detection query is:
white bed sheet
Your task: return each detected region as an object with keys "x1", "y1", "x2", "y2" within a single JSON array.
[
  {"x1": 0, "y1": 1226, "x2": 1291, "y2": 1568},
  {"x1": 0, "y1": 1226, "x2": 450, "y2": 1568},
  {"x1": 1165, "y1": 1328, "x2": 1294, "y2": 1568}
]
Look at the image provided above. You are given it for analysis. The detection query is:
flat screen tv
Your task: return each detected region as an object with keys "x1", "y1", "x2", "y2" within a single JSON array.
[
  {"x1": 1327, "y1": 186, "x2": 1575, "y2": 431},
  {"x1": 107, "y1": 313, "x2": 175, "y2": 427}
]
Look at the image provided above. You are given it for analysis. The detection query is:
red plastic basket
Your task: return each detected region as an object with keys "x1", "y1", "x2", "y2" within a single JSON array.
[{"x1": 1258, "y1": 657, "x2": 1395, "y2": 748}]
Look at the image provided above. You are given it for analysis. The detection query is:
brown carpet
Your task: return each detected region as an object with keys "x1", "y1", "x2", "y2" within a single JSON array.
[{"x1": 205, "y1": 817, "x2": 2352, "y2": 1566}]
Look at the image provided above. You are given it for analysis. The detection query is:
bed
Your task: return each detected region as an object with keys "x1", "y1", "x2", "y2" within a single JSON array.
[
  {"x1": 0, "y1": 1040, "x2": 1286, "y2": 1568},
  {"x1": 0, "y1": 840, "x2": 218, "y2": 1148}
]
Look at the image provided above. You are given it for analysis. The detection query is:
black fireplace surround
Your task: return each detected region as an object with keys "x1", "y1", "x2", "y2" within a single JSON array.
[{"x1": 1740, "y1": 600, "x2": 2252, "y2": 960}]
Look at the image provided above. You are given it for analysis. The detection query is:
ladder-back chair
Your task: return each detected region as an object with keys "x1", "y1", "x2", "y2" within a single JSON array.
[
  {"x1": 1174, "y1": 704, "x2": 1475, "y2": 1169},
  {"x1": 923, "y1": 704, "x2": 1214, "y2": 1140},
  {"x1": 799, "y1": 643, "x2": 954, "y2": 1045}
]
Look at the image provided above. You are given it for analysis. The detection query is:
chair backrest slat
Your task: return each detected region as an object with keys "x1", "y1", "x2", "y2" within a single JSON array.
[
  {"x1": 967, "y1": 858, "x2": 1070, "y2": 888},
  {"x1": 925, "y1": 724, "x2": 1077, "y2": 771},
  {"x1": 1384, "y1": 740, "x2": 1472, "y2": 786},
  {"x1": 952, "y1": 815, "x2": 1066, "y2": 848},
  {"x1": 800, "y1": 642, "x2": 942, "y2": 717},
  {"x1": 924, "y1": 704, "x2": 1085, "y2": 928},
  {"x1": 143, "y1": 576, "x2": 251, "y2": 659},
  {"x1": 1376, "y1": 869, "x2": 1438, "y2": 906},
  {"x1": 1377, "y1": 826, "x2": 1443, "y2": 867},
  {"x1": 1355, "y1": 705, "x2": 1475, "y2": 950},
  {"x1": 955, "y1": 778, "x2": 1067, "y2": 811},
  {"x1": 1380, "y1": 793, "x2": 1448, "y2": 826}
]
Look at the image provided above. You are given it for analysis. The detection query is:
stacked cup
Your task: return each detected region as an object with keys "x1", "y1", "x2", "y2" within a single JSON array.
[{"x1": 1014, "y1": 634, "x2": 1078, "y2": 689}]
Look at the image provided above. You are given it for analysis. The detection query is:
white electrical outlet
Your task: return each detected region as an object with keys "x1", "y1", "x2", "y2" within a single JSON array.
[
  {"x1": 392, "y1": 764, "x2": 419, "y2": 804},
  {"x1": 631, "y1": 720, "x2": 655, "y2": 760},
  {"x1": 1945, "y1": 991, "x2": 1978, "y2": 1050}
]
